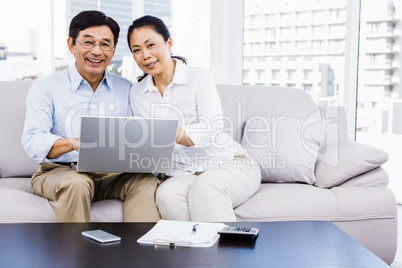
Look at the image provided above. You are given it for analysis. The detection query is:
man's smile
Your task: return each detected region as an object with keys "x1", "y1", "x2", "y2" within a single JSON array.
[{"x1": 87, "y1": 58, "x2": 103, "y2": 63}]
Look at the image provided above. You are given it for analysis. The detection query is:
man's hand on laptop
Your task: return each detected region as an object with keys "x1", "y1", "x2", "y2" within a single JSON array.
[
  {"x1": 47, "y1": 138, "x2": 79, "y2": 159},
  {"x1": 68, "y1": 138, "x2": 79, "y2": 151}
]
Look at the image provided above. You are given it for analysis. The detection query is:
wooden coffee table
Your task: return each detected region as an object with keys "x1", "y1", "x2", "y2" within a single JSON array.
[{"x1": 0, "y1": 221, "x2": 388, "y2": 267}]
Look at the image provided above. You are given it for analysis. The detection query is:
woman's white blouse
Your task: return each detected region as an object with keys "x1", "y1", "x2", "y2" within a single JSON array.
[{"x1": 130, "y1": 60, "x2": 239, "y2": 176}]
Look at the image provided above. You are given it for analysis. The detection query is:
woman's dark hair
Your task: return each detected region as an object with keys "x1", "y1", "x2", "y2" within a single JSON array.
[
  {"x1": 69, "y1": 10, "x2": 120, "y2": 47},
  {"x1": 127, "y1": 15, "x2": 187, "y2": 82}
]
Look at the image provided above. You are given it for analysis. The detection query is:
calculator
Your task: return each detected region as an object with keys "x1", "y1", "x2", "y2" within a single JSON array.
[{"x1": 218, "y1": 226, "x2": 259, "y2": 240}]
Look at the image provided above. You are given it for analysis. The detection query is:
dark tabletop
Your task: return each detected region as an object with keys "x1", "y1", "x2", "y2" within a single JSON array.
[{"x1": 0, "y1": 221, "x2": 388, "y2": 268}]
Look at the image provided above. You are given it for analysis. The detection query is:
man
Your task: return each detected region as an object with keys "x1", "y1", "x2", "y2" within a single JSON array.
[{"x1": 21, "y1": 10, "x2": 160, "y2": 222}]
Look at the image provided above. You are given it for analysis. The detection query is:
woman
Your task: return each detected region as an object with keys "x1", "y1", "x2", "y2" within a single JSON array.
[{"x1": 127, "y1": 15, "x2": 261, "y2": 222}]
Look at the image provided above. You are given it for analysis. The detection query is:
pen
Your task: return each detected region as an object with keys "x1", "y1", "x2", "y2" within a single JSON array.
[
  {"x1": 154, "y1": 239, "x2": 192, "y2": 247},
  {"x1": 192, "y1": 223, "x2": 199, "y2": 234}
]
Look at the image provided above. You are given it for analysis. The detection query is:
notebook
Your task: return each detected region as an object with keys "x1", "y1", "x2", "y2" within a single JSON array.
[
  {"x1": 137, "y1": 220, "x2": 226, "y2": 247},
  {"x1": 76, "y1": 115, "x2": 178, "y2": 173}
]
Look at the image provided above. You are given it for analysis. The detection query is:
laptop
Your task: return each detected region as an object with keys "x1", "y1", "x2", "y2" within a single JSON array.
[{"x1": 76, "y1": 115, "x2": 178, "y2": 173}]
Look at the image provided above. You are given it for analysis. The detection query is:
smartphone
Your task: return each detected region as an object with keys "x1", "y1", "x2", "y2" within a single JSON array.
[{"x1": 82, "y1": 229, "x2": 121, "y2": 243}]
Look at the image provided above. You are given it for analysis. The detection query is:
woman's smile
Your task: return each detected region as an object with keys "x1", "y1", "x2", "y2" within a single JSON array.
[{"x1": 144, "y1": 60, "x2": 158, "y2": 69}]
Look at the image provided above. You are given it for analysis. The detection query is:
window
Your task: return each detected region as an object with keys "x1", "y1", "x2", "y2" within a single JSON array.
[
  {"x1": 296, "y1": 11, "x2": 310, "y2": 24},
  {"x1": 266, "y1": 28, "x2": 276, "y2": 39},
  {"x1": 303, "y1": 84, "x2": 313, "y2": 92},
  {"x1": 356, "y1": 0, "x2": 402, "y2": 201},
  {"x1": 266, "y1": 42, "x2": 276, "y2": 53},
  {"x1": 0, "y1": 0, "x2": 56, "y2": 81},
  {"x1": 303, "y1": 69, "x2": 313, "y2": 80},
  {"x1": 281, "y1": 12, "x2": 293, "y2": 24},
  {"x1": 312, "y1": 10, "x2": 326, "y2": 23},
  {"x1": 0, "y1": 0, "x2": 210, "y2": 81},
  {"x1": 243, "y1": 0, "x2": 402, "y2": 202},
  {"x1": 271, "y1": 69, "x2": 280, "y2": 80},
  {"x1": 243, "y1": 0, "x2": 347, "y2": 107},
  {"x1": 257, "y1": 69, "x2": 265, "y2": 80},
  {"x1": 296, "y1": 26, "x2": 309, "y2": 37},
  {"x1": 287, "y1": 69, "x2": 296, "y2": 80}
]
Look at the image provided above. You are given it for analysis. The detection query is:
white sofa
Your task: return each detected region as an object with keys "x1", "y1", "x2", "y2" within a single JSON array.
[{"x1": 0, "y1": 80, "x2": 397, "y2": 264}]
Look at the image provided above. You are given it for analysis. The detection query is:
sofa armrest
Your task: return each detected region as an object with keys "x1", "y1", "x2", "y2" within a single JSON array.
[
  {"x1": 338, "y1": 167, "x2": 389, "y2": 187},
  {"x1": 0, "y1": 81, "x2": 39, "y2": 178},
  {"x1": 314, "y1": 140, "x2": 389, "y2": 188}
]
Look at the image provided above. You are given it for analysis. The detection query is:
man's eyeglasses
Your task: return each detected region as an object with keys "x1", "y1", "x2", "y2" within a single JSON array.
[{"x1": 74, "y1": 38, "x2": 115, "y2": 52}]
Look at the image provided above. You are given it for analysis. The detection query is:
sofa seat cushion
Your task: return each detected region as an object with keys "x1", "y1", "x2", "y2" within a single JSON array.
[
  {"x1": 0, "y1": 178, "x2": 123, "y2": 223},
  {"x1": 234, "y1": 183, "x2": 396, "y2": 222},
  {"x1": 0, "y1": 178, "x2": 56, "y2": 223}
]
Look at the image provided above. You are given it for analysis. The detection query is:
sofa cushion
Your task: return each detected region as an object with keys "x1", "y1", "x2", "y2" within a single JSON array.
[
  {"x1": 0, "y1": 178, "x2": 57, "y2": 222},
  {"x1": 241, "y1": 115, "x2": 326, "y2": 184},
  {"x1": 338, "y1": 167, "x2": 389, "y2": 187},
  {"x1": 314, "y1": 141, "x2": 389, "y2": 188},
  {"x1": 217, "y1": 85, "x2": 321, "y2": 144},
  {"x1": 234, "y1": 183, "x2": 396, "y2": 222},
  {"x1": 0, "y1": 177, "x2": 124, "y2": 222}
]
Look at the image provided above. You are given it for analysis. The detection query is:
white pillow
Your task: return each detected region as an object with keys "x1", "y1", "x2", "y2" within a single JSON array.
[{"x1": 241, "y1": 116, "x2": 326, "y2": 184}]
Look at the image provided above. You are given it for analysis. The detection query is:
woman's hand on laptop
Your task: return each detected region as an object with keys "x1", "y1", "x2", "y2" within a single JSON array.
[{"x1": 176, "y1": 128, "x2": 194, "y2": 147}]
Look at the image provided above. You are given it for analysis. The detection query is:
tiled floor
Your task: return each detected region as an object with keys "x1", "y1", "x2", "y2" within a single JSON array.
[{"x1": 391, "y1": 204, "x2": 402, "y2": 268}]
